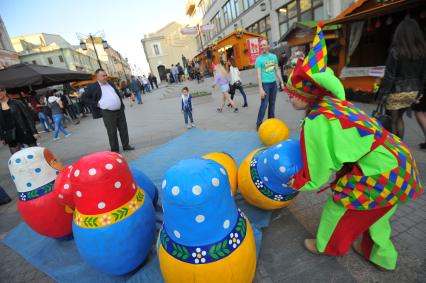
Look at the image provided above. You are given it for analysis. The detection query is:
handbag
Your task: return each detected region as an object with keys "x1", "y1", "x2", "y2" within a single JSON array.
[
  {"x1": 372, "y1": 98, "x2": 392, "y2": 132},
  {"x1": 233, "y1": 80, "x2": 242, "y2": 88}
]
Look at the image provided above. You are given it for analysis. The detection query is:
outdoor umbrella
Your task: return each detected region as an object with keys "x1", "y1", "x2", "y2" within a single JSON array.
[{"x1": 0, "y1": 63, "x2": 92, "y2": 91}]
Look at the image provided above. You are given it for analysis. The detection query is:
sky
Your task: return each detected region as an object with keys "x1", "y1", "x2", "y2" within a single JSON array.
[{"x1": 0, "y1": 0, "x2": 188, "y2": 74}]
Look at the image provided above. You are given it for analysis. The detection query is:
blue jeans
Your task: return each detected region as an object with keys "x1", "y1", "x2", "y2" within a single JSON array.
[
  {"x1": 256, "y1": 82, "x2": 277, "y2": 128},
  {"x1": 144, "y1": 84, "x2": 151, "y2": 93},
  {"x1": 172, "y1": 73, "x2": 178, "y2": 83},
  {"x1": 135, "y1": 91, "x2": 142, "y2": 104},
  {"x1": 38, "y1": 112, "x2": 53, "y2": 131},
  {"x1": 53, "y1": 114, "x2": 69, "y2": 139},
  {"x1": 183, "y1": 107, "x2": 194, "y2": 124}
]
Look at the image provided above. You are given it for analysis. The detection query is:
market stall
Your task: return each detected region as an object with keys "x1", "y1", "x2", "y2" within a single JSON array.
[
  {"x1": 326, "y1": 0, "x2": 426, "y2": 98},
  {"x1": 194, "y1": 30, "x2": 266, "y2": 73}
]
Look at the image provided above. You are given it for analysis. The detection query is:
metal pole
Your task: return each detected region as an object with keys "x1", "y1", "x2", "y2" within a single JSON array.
[{"x1": 90, "y1": 34, "x2": 102, "y2": 69}]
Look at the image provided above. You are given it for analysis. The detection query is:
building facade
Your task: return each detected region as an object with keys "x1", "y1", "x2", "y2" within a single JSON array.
[
  {"x1": 11, "y1": 33, "x2": 129, "y2": 79},
  {"x1": 141, "y1": 21, "x2": 199, "y2": 81},
  {"x1": 0, "y1": 16, "x2": 20, "y2": 69},
  {"x1": 186, "y1": 0, "x2": 355, "y2": 51}
]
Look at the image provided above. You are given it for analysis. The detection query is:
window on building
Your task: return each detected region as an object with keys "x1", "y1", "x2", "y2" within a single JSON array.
[
  {"x1": 32, "y1": 60, "x2": 37, "y2": 64},
  {"x1": 243, "y1": 0, "x2": 257, "y2": 11},
  {"x1": 277, "y1": 0, "x2": 324, "y2": 37},
  {"x1": 58, "y1": 55, "x2": 64, "y2": 63},
  {"x1": 246, "y1": 16, "x2": 271, "y2": 40},
  {"x1": 223, "y1": 0, "x2": 240, "y2": 26},
  {"x1": 47, "y1": 57, "x2": 53, "y2": 64},
  {"x1": 152, "y1": 43, "x2": 161, "y2": 56},
  {"x1": 211, "y1": 12, "x2": 222, "y2": 37}
]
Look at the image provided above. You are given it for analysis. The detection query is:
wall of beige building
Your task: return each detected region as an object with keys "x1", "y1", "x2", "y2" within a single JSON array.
[{"x1": 142, "y1": 22, "x2": 199, "y2": 80}]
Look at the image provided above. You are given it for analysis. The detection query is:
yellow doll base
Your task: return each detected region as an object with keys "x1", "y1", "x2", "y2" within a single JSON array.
[
  {"x1": 202, "y1": 152, "x2": 238, "y2": 195},
  {"x1": 158, "y1": 220, "x2": 257, "y2": 283},
  {"x1": 238, "y1": 149, "x2": 295, "y2": 210}
]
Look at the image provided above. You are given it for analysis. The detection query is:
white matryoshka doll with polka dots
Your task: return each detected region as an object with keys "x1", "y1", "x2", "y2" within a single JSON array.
[
  {"x1": 238, "y1": 139, "x2": 302, "y2": 210},
  {"x1": 69, "y1": 151, "x2": 156, "y2": 275},
  {"x1": 8, "y1": 147, "x2": 73, "y2": 238},
  {"x1": 158, "y1": 156, "x2": 257, "y2": 283}
]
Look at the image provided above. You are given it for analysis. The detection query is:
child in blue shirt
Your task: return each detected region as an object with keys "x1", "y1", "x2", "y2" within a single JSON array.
[{"x1": 181, "y1": 87, "x2": 195, "y2": 129}]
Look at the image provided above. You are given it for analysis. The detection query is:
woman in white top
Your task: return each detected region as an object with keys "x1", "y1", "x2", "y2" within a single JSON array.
[{"x1": 229, "y1": 58, "x2": 248, "y2": 107}]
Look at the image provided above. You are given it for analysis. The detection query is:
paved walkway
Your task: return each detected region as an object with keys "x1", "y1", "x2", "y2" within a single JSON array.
[{"x1": 0, "y1": 72, "x2": 424, "y2": 282}]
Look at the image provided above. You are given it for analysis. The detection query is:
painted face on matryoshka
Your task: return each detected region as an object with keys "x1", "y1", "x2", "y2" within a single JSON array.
[{"x1": 44, "y1": 148, "x2": 63, "y2": 170}]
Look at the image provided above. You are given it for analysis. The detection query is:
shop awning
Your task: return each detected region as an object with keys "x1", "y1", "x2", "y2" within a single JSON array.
[{"x1": 326, "y1": 0, "x2": 425, "y2": 26}]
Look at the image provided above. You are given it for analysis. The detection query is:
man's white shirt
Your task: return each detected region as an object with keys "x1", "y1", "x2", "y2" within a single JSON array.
[{"x1": 98, "y1": 82, "x2": 121, "y2": 111}]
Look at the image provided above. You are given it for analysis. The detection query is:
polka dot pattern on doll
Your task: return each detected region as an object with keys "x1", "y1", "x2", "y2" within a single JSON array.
[
  {"x1": 116, "y1": 158, "x2": 123, "y2": 164},
  {"x1": 174, "y1": 230, "x2": 181, "y2": 238},
  {"x1": 105, "y1": 164, "x2": 113, "y2": 170},
  {"x1": 88, "y1": 168, "x2": 96, "y2": 176},
  {"x1": 195, "y1": 215, "x2": 205, "y2": 223},
  {"x1": 274, "y1": 154, "x2": 280, "y2": 160},
  {"x1": 27, "y1": 154, "x2": 34, "y2": 159},
  {"x1": 98, "y1": 202, "x2": 106, "y2": 209},
  {"x1": 74, "y1": 170, "x2": 80, "y2": 177},
  {"x1": 223, "y1": 219, "x2": 230, "y2": 229},
  {"x1": 279, "y1": 166, "x2": 286, "y2": 173},
  {"x1": 212, "y1": 178, "x2": 220, "y2": 187},
  {"x1": 192, "y1": 185, "x2": 202, "y2": 195},
  {"x1": 220, "y1": 168, "x2": 227, "y2": 175},
  {"x1": 114, "y1": 181, "x2": 122, "y2": 189},
  {"x1": 76, "y1": 191, "x2": 82, "y2": 197},
  {"x1": 172, "y1": 186, "x2": 180, "y2": 196},
  {"x1": 35, "y1": 168, "x2": 41, "y2": 173},
  {"x1": 64, "y1": 184, "x2": 70, "y2": 190},
  {"x1": 162, "y1": 180, "x2": 167, "y2": 189}
]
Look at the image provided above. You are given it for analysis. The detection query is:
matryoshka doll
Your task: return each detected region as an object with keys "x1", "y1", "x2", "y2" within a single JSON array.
[
  {"x1": 8, "y1": 147, "x2": 73, "y2": 238},
  {"x1": 69, "y1": 151, "x2": 156, "y2": 276},
  {"x1": 238, "y1": 139, "x2": 302, "y2": 210},
  {"x1": 158, "y1": 156, "x2": 256, "y2": 283}
]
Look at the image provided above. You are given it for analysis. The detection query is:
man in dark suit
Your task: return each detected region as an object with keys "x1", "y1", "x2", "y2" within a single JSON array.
[{"x1": 82, "y1": 69, "x2": 134, "y2": 153}]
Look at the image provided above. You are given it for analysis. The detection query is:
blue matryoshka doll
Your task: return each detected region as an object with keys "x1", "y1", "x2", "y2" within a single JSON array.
[{"x1": 158, "y1": 156, "x2": 256, "y2": 283}]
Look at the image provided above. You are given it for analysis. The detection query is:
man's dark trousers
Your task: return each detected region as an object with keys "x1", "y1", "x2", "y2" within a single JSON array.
[{"x1": 101, "y1": 109, "x2": 130, "y2": 152}]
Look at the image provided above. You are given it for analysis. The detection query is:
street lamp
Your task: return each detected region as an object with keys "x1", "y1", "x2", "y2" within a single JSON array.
[{"x1": 78, "y1": 32, "x2": 109, "y2": 69}]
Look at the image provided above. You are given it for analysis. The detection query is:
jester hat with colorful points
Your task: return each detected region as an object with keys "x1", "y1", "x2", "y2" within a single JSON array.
[{"x1": 285, "y1": 21, "x2": 345, "y2": 102}]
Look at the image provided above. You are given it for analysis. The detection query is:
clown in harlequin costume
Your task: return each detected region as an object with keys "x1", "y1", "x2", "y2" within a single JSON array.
[
  {"x1": 54, "y1": 151, "x2": 156, "y2": 275},
  {"x1": 158, "y1": 155, "x2": 256, "y2": 283},
  {"x1": 284, "y1": 22, "x2": 422, "y2": 271},
  {"x1": 8, "y1": 147, "x2": 73, "y2": 238},
  {"x1": 238, "y1": 139, "x2": 302, "y2": 210}
]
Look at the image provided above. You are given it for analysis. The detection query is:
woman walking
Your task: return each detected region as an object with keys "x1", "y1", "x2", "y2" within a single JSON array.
[
  {"x1": 212, "y1": 64, "x2": 238, "y2": 113},
  {"x1": 48, "y1": 92, "x2": 71, "y2": 142},
  {"x1": 0, "y1": 86, "x2": 39, "y2": 154},
  {"x1": 379, "y1": 17, "x2": 426, "y2": 139},
  {"x1": 229, "y1": 58, "x2": 248, "y2": 107}
]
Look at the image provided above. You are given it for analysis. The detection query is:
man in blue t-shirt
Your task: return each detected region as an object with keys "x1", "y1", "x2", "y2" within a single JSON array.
[{"x1": 255, "y1": 39, "x2": 284, "y2": 130}]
